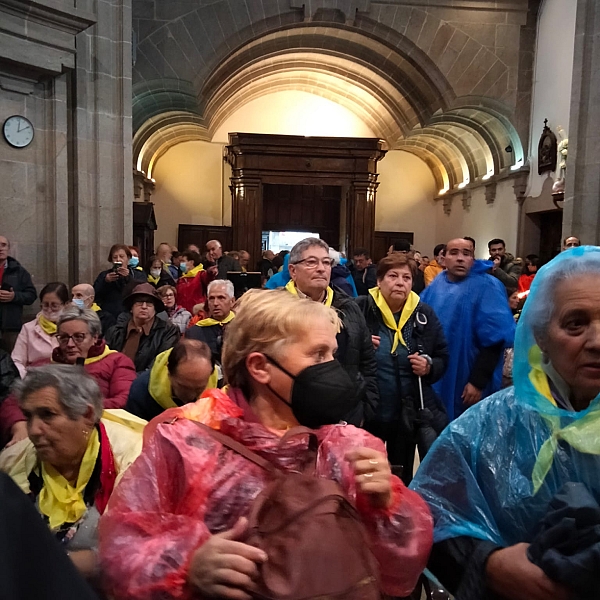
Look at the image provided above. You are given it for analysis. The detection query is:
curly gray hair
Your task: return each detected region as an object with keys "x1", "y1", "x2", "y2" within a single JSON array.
[
  {"x1": 289, "y1": 237, "x2": 329, "y2": 265},
  {"x1": 58, "y1": 306, "x2": 102, "y2": 338},
  {"x1": 13, "y1": 364, "x2": 103, "y2": 422}
]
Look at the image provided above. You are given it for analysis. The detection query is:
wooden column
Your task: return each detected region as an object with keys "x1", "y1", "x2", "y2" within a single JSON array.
[
  {"x1": 347, "y1": 176, "x2": 379, "y2": 257},
  {"x1": 230, "y1": 177, "x2": 262, "y2": 269}
]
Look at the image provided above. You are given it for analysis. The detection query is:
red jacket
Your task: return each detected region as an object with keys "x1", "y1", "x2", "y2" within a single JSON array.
[
  {"x1": 0, "y1": 341, "x2": 136, "y2": 445},
  {"x1": 176, "y1": 268, "x2": 215, "y2": 313}
]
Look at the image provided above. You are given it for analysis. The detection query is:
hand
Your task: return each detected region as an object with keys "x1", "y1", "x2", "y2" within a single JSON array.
[
  {"x1": 345, "y1": 447, "x2": 392, "y2": 509},
  {"x1": 408, "y1": 353, "x2": 430, "y2": 377},
  {"x1": 485, "y1": 543, "x2": 572, "y2": 600},
  {"x1": 0, "y1": 289, "x2": 15, "y2": 302},
  {"x1": 492, "y1": 256, "x2": 501, "y2": 271},
  {"x1": 117, "y1": 266, "x2": 130, "y2": 278},
  {"x1": 6, "y1": 421, "x2": 28, "y2": 447},
  {"x1": 462, "y1": 383, "x2": 482, "y2": 407},
  {"x1": 371, "y1": 335, "x2": 380, "y2": 350},
  {"x1": 208, "y1": 265, "x2": 219, "y2": 276},
  {"x1": 189, "y1": 517, "x2": 267, "y2": 600},
  {"x1": 105, "y1": 271, "x2": 119, "y2": 283}
]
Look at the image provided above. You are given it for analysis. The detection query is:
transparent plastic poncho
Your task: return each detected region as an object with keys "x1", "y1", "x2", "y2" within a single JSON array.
[{"x1": 410, "y1": 246, "x2": 600, "y2": 546}]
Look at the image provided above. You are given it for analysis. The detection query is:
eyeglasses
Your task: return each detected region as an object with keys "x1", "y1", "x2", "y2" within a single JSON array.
[
  {"x1": 292, "y1": 257, "x2": 333, "y2": 269},
  {"x1": 133, "y1": 300, "x2": 154, "y2": 307},
  {"x1": 56, "y1": 333, "x2": 88, "y2": 345},
  {"x1": 160, "y1": 293, "x2": 175, "y2": 299},
  {"x1": 41, "y1": 303, "x2": 63, "y2": 310}
]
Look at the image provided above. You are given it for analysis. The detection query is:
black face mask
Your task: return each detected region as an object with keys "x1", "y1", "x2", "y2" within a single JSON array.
[{"x1": 265, "y1": 356, "x2": 359, "y2": 429}]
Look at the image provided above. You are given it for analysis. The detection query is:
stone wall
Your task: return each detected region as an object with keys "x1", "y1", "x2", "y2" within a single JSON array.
[{"x1": 0, "y1": 0, "x2": 132, "y2": 296}]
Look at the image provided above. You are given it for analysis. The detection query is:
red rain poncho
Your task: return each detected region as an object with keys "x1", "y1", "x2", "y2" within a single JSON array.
[{"x1": 99, "y1": 389, "x2": 433, "y2": 599}]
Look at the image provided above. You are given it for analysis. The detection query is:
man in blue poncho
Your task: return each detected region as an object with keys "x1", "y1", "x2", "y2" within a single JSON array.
[
  {"x1": 421, "y1": 238, "x2": 515, "y2": 420},
  {"x1": 411, "y1": 246, "x2": 600, "y2": 600}
]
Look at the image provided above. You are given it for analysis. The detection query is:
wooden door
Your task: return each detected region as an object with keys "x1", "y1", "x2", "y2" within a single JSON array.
[
  {"x1": 538, "y1": 210, "x2": 563, "y2": 264},
  {"x1": 262, "y1": 184, "x2": 341, "y2": 247},
  {"x1": 372, "y1": 231, "x2": 415, "y2": 263}
]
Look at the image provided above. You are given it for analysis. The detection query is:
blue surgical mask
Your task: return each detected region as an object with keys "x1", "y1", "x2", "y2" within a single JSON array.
[
  {"x1": 128, "y1": 256, "x2": 139, "y2": 268},
  {"x1": 72, "y1": 298, "x2": 85, "y2": 309},
  {"x1": 180, "y1": 263, "x2": 188, "y2": 274}
]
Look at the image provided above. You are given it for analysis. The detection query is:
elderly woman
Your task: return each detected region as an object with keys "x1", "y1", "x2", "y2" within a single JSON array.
[
  {"x1": 411, "y1": 246, "x2": 600, "y2": 600},
  {"x1": 93, "y1": 244, "x2": 147, "y2": 319},
  {"x1": 11, "y1": 282, "x2": 69, "y2": 377},
  {"x1": 0, "y1": 365, "x2": 144, "y2": 580},
  {"x1": 100, "y1": 289, "x2": 433, "y2": 600},
  {"x1": 104, "y1": 283, "x2": 180, "y2": 372},
  {"x1": 157, "y1": 285, "x2": 191, "y2": 333},
  {"x1": 356, "y1": 254, "x2": 449, "y2": 484}
]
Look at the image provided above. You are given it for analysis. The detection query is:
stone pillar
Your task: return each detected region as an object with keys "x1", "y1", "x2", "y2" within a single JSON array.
[
  {"x1": 72, "y1": 0, "x2": 133, "y2": 283},
  {"x1": 347, "y1": 177, "x2": 378, "y2": 257},
  {"x1": 231, "y1": 178, "x2": 262, "y2": 270},
  {"x1": 562, "y1": 0, "x2": 600, "y2": 244}
]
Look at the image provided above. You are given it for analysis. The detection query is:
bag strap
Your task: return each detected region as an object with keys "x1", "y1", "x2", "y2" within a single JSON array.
[{"x1": 193, "y1": 422, "x2": 275, "y2": 473}]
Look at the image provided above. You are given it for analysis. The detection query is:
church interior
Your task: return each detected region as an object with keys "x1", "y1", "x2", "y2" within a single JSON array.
[{"x1": 1, "y1": 0, "x2": 598, "y2": 285}]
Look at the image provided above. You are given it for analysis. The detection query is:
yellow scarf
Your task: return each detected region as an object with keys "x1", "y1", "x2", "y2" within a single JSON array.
[
  {"x1": 528, "y1": 345, "x2": 600, "y2": 493},
  {"x1": 38, "y1": 428, "x2": 100, "y2": 530},
  {"x1": 285, "y1": 280, "x2": 334, "y2": 307},
  {"x1": 196, "y1": 312, "x2": 236, "y2": 327},
  {"x1": 149, "y1": 348, "x2": 219, "y2": 410},
  {"x1": 38, "y1": 314, "x2": 57, "y2": 336},
  {"x1": 180, "y1": 264, "x2": 204, "y2": 279},
  {"x1": 85, "y1": 345, "x2": 116, "y2": 365},
  {"x1": 368, "y1": 287, "x2": 420, "y2": 353},
  {"x1": 147, "y1": 274, "x2": 160, "y2": 285},
  {"x1": 91, "y1": 303, "x2": 101, "y2": 312}
]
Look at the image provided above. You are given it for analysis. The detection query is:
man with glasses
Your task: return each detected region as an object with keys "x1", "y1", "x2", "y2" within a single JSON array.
[
  {"x1": 421, "y1": 238, "x2": 516, "y2": 421},
  {"x1": 0, "y1": 236, "x2": 36, "y2": 353},
  {"x1": 71, "y1": 282, "x2": 116, "y2": 334},
  {"x1": 285, "y1": 238, "x2": 379, "y2": 426}
]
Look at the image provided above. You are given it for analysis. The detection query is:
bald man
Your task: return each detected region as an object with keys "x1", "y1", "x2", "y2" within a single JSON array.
[
  {"x1": 420, "y1": 238, "x2": 515, "y2": 420},
  {"x1": 71, "y1": 283, "x2": 115, "y2": 334}
]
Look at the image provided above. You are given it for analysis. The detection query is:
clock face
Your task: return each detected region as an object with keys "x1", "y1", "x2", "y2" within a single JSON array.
[{"x1": 3, "y1": 116, "x2": 34, "y2": 148}]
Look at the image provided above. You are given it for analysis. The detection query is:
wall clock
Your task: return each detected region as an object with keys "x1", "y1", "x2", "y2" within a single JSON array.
[{"x1": 3, "y1": 115, "x2": 34, "y2": 148}]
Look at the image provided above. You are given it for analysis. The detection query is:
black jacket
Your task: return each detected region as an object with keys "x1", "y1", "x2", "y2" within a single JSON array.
[
  {"x1": 350, "y1": 264, "x2": 377, "y2": 297},
  {"x1": 355, "y1": 294, "x2": 449, "y2": 430},
  {"x1": 217, "y1": 255, "x2": 241, "y2": 279},
  {"x1": 104, "y1": 317, "x2": 180, "y2": 373},
  {"x1": 0, "y1": 473, "x2": 100, "y2": 600},
  {"x1": 97, "y1": 309, "x2": 116, "y2": 336},
  {"x1": 125, "y1": 369, "x2": 164, "y2": 422},
  {"x1": 331, "y1": 287, "x2": 379, "y2": 424},
  {"x1": 93, "y1": 267, "x2": 147, "y2": 319},
  {"x1": 0, "y1": 257, "x2": 37, "y2": 332},
  {"x1": 185, "y1": 322, "x2": 226, "y2": 364},
  {"x1": 147, "y1": 270, "x2": 176, "y2": 290},
  {"x1": 0, "y1": 350, "x2": 19, "y2": 406}
]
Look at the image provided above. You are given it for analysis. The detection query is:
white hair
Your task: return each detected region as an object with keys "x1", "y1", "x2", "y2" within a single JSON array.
[
  {"x1": 13, "y1": 364, "x2": 103, "y2": 422},
  {"x1": 207, "y1": 279, "x2": 234, "y2": 298}
]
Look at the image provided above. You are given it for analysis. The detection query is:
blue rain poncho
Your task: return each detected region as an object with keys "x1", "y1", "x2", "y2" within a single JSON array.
[
  {"x1": 411, "y1": 246, "x2": 600, "y2": 547},
  {"x1": 420, "y1": 260, "x2": 516, "y2": 421}
]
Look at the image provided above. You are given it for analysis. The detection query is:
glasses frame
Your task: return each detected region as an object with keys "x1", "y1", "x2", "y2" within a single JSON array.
[
  {"x1": 56, "y1": 332, "x2": 89, "y2": 346},
  {"x1": 292, "y1": 257, "x2": 333, "y2": 269}
]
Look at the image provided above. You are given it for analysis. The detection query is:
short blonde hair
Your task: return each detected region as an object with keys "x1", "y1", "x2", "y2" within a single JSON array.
[{"x1": 222, "y1": 289, "x2": 340, "y2": 394}]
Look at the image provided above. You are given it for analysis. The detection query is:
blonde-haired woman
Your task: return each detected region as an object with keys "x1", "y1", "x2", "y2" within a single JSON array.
[{"x1": 100, "y1": 289, "x2": 433, "y2": 600}]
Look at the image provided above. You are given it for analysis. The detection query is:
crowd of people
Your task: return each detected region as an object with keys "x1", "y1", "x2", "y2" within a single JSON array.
[{"x1": 0, "y1": 230, "x2": 597, "y2": 600}]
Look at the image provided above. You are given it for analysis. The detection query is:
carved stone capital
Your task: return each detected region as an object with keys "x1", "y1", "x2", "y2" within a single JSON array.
[{"x1": 485, "y1": 182, "x2": 497, "y2": 204}]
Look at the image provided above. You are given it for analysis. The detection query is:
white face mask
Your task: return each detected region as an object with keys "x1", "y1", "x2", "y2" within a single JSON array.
[
  {"x1": 150, "y1": 268, "x2": 162, "y2": 278},
  {"x1": 42, "y1": 308, "x2": 63, "y2": 323}
]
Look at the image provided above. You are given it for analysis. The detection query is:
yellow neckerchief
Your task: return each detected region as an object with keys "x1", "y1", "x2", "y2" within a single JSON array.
[
  {"x1": 38, "y1": 314, "x2": 57, "y2": 335},
  {"x1": 528, "y1": 344, "x2": 600, "y2": 493},
  {"x1": 180, "y1": 264, "x2": 204, "y2": 279},
  {"x1": 84, "y1": 345, "x2": 117, "y2": 365},
  {"x1": 368, "y1": 287, "x2": 420, "y2": 353},
  {"x1": 91, "y1": 303, "x2": 101, "y2": 312},
  {"x1": 285, "y1": 280, "x2": 334, "y2": 307},
  {"x1": 38, "y1": 428, "x2": 100, "y2": 530},
  {"x1": 148, "y1": 348, "x2": 219, "y2": 410},
  {"x1": 147, "y1": 274, "x2": 160, "y2": 285},
  {"x1": 196, "y1": 312, "x2": 235, "y2": 327}
]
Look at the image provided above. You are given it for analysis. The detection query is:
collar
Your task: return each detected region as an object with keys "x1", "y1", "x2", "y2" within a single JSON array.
[
  {"x1": 196, "y1": 311, "x2": 236, "y2": 327},
  {"x1": 180, "y1": 264, "x2": 204, "y2": 279},
  {"x1": 127, "y1": 317, "x2": 153, "y2": 336},
  {"x1": 285, "y1": 280, "x2": 333, "y2": 307}
]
